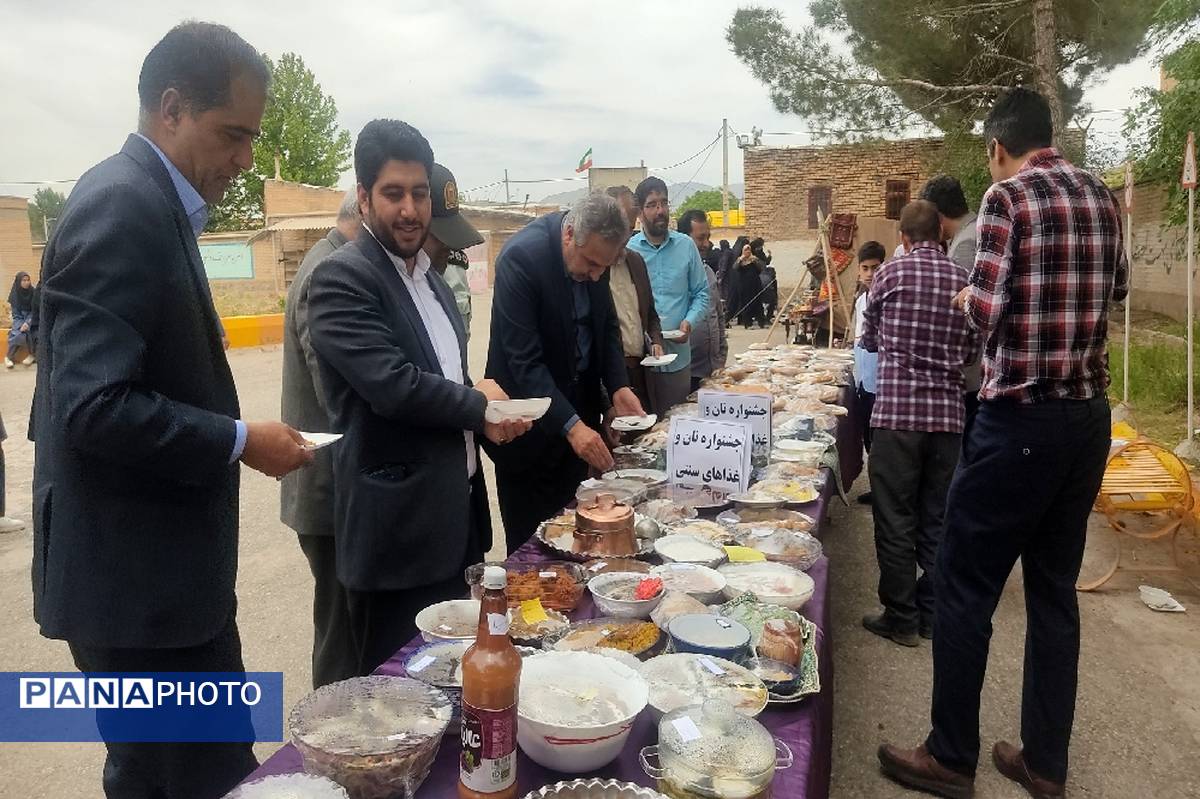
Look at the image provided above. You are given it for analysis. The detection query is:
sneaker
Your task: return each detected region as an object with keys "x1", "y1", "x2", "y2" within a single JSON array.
[
  {"x1": 862, "y1": 612, "x2": 919, "y2": 647},
  {"x1": 0, "y1": 516, "x2": 25, "y2": 534},
  {"x1": 22, "y1": 355, "x2": 35, "y2": 366},
  {"x1": 4, "y1": 358, "x2": 12, "y2": 369}
]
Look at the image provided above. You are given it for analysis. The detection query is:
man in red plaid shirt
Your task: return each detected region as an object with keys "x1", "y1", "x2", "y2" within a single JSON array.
[{"x1": 879, "y1": 88, "x2": 1128, "y2": 799}]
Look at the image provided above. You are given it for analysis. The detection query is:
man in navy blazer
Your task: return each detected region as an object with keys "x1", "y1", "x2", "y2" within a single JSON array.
[
  {"x1": 484, "y1": 193, "x2": 647, "y2": 552},
  {"x1": 31, "y1": 22, "x2": 312, "y2": 798},
  {"x1": 307, "y1": 119, "x2": 531, "y2": 677}
]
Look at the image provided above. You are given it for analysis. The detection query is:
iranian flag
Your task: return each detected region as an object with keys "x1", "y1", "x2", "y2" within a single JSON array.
[{"x1": 575, "y1": 147, "x2": 593, "y2": 173}]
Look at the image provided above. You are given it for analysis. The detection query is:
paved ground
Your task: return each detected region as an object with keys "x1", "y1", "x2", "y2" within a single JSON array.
[{"x1": 1, "y1": 293, "x2": 1199, "y2": 797}]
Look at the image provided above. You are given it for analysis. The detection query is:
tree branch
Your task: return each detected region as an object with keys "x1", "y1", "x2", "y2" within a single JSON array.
[{"x1": 843, "y1": 76, "x2": 1012, "y2": 93}]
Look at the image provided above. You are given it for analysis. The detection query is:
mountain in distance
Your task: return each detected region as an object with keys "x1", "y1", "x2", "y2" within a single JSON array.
[{"x1": 537, "y1": 181, "x2": 744, "y2": 207}]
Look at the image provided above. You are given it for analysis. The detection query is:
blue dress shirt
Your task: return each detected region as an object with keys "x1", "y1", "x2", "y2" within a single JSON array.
[
  {"x1": 625, "y1": 230, "x2": 709, "y2": 374},
  {"x1": 135, "y1": 133, "x2": 245, "y2": 462}
]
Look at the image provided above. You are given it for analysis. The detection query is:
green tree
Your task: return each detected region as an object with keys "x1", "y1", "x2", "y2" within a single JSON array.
[
  {"x1": 207, "y1": 52, "x2": 352, "y2": 231},
  {"x1": 676, "y1": 188, "x2": 741, "y2": 216},
  {"x1": 726, "y1": 1, "x2": 1154, "y2": 144},
  {"x1": 1123, "y1": 1, "x2": 1200, "y2": 238},
  {"x1": 27, "y1": 186, "x2": 66, "y2": 242}
]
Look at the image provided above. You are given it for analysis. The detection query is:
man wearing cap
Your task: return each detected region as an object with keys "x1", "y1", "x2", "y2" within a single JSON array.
[
  {"x1": 423, "y1": 163, "x2": 484, "y2": 338},
  {"x1": 282, "y1": 189, "x2": 362, "y2": 689}
]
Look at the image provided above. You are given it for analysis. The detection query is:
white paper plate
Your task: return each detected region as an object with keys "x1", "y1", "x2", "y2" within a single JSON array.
[
  {"x1": 611, "y1": 414, "x2": 658, "y2": 432},
  {"x1": 729, "y1": 493, "x2": 789, "y2": 510},
  {"x1": 300, "y1": 432, "x2": 343, "y2": 451},
  {"x1": 662, "y1": 329, "x2": 686, "y2": 342},
  {"x1": 640, "y1": 353, "x2": 679, "y2": 367},
  {"x1": 486, "y1": 398, "x2": 552, "y2": 423}
]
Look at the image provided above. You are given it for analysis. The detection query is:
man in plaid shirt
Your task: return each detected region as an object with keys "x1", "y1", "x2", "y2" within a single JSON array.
[
  {"x1": 860, "y1": 200, "x2": 976, "y2": 648},
  {"x1": 880, "y1": 89, "x2": 1128, "y2": 799}
]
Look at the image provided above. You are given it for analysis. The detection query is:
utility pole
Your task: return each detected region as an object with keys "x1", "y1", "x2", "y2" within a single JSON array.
[
  {"x1": 721, "y1": 118, "x2": 730, "y2": 227},
  {"x1": 504, "y1": 169, "x2": 511, "y2": 205}
]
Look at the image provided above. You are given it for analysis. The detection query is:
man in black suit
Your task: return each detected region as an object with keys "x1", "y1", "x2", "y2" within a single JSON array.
[
  {"x1": 31, "y1": 22, "x2": 313, "y2": 799},
  {"x1": 308, "y1": 119, "x2": 531, "y2": 676},
  {"x1": 485, "y1": 192, "x2": 647, "y2": 553}
]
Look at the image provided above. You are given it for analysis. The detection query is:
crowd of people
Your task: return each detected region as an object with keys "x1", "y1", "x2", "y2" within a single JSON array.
[{"x1": 3, "y1": 16, "x2": 1132, "y2": 799}]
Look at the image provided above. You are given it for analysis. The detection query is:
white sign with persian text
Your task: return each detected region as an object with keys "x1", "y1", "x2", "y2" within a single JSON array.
[
  {"x1": 666, "y1": 417, "x2": 752, "y2": 494},
  {"x1": 698, "y1": 389, "x2": 773, "y2": 457}
]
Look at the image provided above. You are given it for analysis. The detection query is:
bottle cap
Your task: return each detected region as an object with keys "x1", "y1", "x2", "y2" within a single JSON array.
[{"x1": 482, "y1": 565, "x2": 507, "y2": 590}]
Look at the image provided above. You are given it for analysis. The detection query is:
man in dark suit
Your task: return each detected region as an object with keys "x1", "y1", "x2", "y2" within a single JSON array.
[
  {"x1": 31, "y1": 22, "x2": 313, "y2": 799},
  {"x1": 485, "y1": 192, "x2": 647, "y2": 553},
  {"x1": 308, "y1": 119, "x2": 531, "y2": 677},
  {"x1": 281, "y1": 189, "x2": 361, "y2": 689}
]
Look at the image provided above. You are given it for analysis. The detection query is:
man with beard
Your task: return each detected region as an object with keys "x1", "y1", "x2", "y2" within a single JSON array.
[
  {"x1": 626, "y1": 178, "x2": 710, "y2": 414},
  {"x1": 307, "y1": 119, "x2": 531, "y2": 675}
]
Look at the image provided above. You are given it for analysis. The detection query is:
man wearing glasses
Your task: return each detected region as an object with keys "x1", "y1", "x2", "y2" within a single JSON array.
[{"x1": 626, "y1": 177, "x2": 710, "y2": 414}]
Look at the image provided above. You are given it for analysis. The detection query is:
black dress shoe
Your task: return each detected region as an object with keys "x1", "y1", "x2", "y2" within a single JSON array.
[
  {"x1": 862, "y1": 613, "x2": 919, "y2": 647},
  {"x1": 856, "y1": 491, "x2": 873, "y2": 505}
]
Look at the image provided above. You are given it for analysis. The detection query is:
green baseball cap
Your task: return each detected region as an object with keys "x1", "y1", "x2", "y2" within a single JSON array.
[{"x1": 429, "y1": 163, "x2": 484, "y2": 250}]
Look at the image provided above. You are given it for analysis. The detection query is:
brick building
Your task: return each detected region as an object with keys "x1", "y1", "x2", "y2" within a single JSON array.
[{"x1": 743, "y1": 136, "x2": 946, "y2": 243}]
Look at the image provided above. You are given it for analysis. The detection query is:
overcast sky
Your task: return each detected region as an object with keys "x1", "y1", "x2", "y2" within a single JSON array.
[{"x1": 0, "y1": 0, "x2": 1158, "y2": 204}]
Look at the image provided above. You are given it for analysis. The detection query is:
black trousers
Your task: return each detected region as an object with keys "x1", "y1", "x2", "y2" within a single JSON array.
[
  {"x1": 297, "y1": 534, "x2": 357, "y2": 689},
  {"x1": 497, "y1": 442, "x2": 588, "y2": 555},
  {"x1": 926, "y1": 397, "x2": 1110, "y2": 782},
  {"x1": 856, "y1": 386, "x2": 876, "y2": 453},
  {"x1": 67, "y1": 613, "x2": 258, "y2": 799},
  {"x1": 868, "y1": 428, "x2": 961, "y2": 631},
  {"x1": 343, "y1": 506, "x2": 483, "y2": 677}
]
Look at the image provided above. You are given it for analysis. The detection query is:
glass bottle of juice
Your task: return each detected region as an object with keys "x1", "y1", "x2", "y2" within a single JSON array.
[{"x1": 459, "y1": 566, "x2": 521, "y2": 799}]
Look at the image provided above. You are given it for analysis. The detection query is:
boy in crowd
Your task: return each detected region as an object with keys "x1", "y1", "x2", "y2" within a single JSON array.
[{"x1": 853, "y1": 241, "x2": 886, "y2": 505}]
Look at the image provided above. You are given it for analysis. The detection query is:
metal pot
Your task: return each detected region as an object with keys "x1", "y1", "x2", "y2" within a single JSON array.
[{"x1": 574, "y1": 493, "x2": 637, "y2": 557}]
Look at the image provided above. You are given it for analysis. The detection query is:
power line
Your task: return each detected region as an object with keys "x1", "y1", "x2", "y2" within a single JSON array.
[{"x1": 462, "y1": 130, "x2": 724, "y2": 197}]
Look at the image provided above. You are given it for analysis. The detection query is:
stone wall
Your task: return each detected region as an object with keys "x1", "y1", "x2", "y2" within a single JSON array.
[{"x1": 1121, "y1": 182, "x2": 1191, "y2": 321}]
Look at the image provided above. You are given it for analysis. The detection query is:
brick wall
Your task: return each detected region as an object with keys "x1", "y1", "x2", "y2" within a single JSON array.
[
  {"x1": 0, "y1": 196, "x2": 36, "y2": 325},
  {"x1": 743, "y1": 137, "x2": 945, "y2": 242}
]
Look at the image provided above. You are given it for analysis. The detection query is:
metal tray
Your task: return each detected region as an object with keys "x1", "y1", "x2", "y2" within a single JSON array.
[
  {"x1": 534, "y1": 519, "x2": 656, "y2": 562},
  {"x1": 522, "y1": 778, "x2": 667, "y2": 798}
]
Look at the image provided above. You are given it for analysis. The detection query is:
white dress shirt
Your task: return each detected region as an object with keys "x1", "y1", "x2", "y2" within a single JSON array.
[{"x1": 376, "y1": 235, "x2": 477, "y2": 478}]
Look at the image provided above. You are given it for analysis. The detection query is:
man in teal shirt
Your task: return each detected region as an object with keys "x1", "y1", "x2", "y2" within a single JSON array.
[{"x1": 626, "y1": 177, "x2": 710, "y2": 414}]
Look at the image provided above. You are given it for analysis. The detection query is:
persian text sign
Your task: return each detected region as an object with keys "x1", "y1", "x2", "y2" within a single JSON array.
[
  {"x1": 698, "y1": 389, "x2": 772, "y2": 456},
  {"x1": 666, "y1": 417, "x2": 752, "y2": 493}
]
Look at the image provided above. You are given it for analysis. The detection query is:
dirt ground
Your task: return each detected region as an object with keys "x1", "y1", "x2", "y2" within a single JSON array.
[{"x1": 1, "y1": 292, "x2": 1199, "y2": 797}]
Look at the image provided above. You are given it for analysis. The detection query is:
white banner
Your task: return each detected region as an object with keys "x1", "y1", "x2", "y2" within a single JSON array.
[{"x1": 666, "y1": 417, "x2": 753, "y2": 493}]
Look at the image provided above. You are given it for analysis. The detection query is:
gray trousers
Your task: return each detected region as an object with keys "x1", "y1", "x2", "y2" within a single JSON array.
[
  {"x1": 868, "y1": 428, "x2": 961, "y2": 631},
  {"x1": 648, "y1": 367, "x2": 692, "y2": 417}
]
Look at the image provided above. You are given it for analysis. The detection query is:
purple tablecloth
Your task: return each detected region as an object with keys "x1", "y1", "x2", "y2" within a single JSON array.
[{"x1": 242, "y1": 391, "x2": 863, "y2": 798}]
